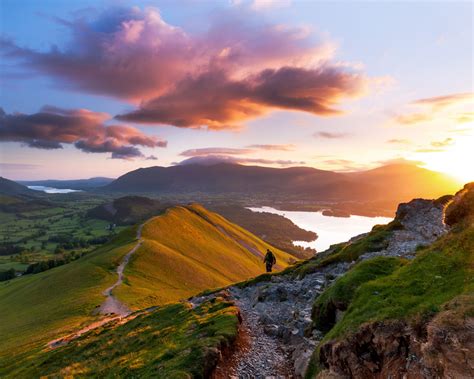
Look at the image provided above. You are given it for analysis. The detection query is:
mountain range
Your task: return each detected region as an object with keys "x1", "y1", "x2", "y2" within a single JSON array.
[{"x1": 103, "y1": 162, "x2": 460, "y2": 205}]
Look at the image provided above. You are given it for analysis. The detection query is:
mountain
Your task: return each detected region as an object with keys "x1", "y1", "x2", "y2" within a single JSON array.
[
  {"x1": 0, "y1": 177, "x2": 37, "y2": 197},
  {"x1": 19, "y1": 177, "x2": 114, "y2": 190},
  {"x1": 87, "y1": 196, "x2": 167, "y2": 225},
  {"x1": 102, "y1": 163, "x2": 460, "y2": 209},
  {"x1": 104, "y1": 163, "x2": 343, "y2": 195},
  {"x1": 0, "y1": 204, "x2": 293, "y2": 369}
]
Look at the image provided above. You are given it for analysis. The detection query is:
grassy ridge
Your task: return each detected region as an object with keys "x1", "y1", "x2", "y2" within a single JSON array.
[
  {"x1": 311, "y1": 256, "x2": 407, "y2": 332},
  {"x1": 0, "y1": 227, "x2": 137, "y2": 365},
  {"x1": 4, "y1": 298, "x2": 239, "y2": 378},
  {"x1": 326, "y1": 225, "x2": 473, "y2": 340},
  {"x1": 116, "y1": 204, "x2": 296, "y2": 309}
]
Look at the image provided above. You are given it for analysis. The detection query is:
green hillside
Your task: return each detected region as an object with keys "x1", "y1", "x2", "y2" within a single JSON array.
[
  {"x1": 115, "y1": 204, "x2": 295, "y2": 309},
  {"x1": 3, "y1": 298, "x2": 239, "y2": 378},
  {"x1": 0, "y1": 228, "x2": 137, "y2": 369},
  {"x1": 0, "y1": 204, "x2": 295, "y2": 372}
]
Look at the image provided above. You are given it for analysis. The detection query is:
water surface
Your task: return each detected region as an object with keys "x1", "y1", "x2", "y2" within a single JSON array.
[
  {"x1": 28, "y1": 186, "x2": 82, "y2": 194},
  {"x1": 248, "y1": 206, "x2": 393, "y2": 252}
]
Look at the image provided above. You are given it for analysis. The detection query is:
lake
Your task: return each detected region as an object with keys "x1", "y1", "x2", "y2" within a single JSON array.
[
  {"x1": 248, "y1": 206, "x2": 393, "y2": 253},
  {"x1": 28, "y1": 186, "x2": 82, "y2": 194}
]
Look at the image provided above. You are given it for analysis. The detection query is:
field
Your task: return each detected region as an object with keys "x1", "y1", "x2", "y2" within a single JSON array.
[{"x1": 0, "y1": 193, "x2": 125, "y2": 271}]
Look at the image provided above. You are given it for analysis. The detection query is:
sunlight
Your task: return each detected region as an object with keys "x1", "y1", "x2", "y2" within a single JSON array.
[{"x1": 422, "y1": 131, "x2": 474, "y2": 184}]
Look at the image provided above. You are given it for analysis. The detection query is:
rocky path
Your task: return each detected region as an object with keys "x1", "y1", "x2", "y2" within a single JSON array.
[
  {"x1": 99, "y1": 223, "x2": 144, "y2": 316},
  {"x1": 202, "y1": 262, "x2": 349, "y2": 378},
  {"x1": 213, "y1": 290, "x2": 294, "y2": 378}
]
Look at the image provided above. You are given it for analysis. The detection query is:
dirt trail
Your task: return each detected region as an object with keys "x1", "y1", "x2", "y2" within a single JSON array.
[
  {"x1": 99, "y1": 223, "x2": 144, "y2": 316},
  {"x1": 47, "y1": 223, "x2": 145, "y2": 349}
]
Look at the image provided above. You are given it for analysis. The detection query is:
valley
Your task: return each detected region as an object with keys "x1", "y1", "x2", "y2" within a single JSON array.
[{"x1": 0, "y1": 166, "x2": 470, "y2": 378}]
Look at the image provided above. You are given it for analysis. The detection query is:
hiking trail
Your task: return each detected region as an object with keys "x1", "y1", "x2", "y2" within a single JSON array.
[
  {"x1": 99, "y1": 223, "x2": 144, "y2": 316},
  {"x1": 47, "y1": 223, "x2": 145, "y2": 349}
]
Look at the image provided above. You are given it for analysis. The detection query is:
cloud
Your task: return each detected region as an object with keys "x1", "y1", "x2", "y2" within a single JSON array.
[
  {"x1": 430, "y1": 137, "x2": 453, "y2": 148},
  {"x1": 180, "y1": 147, "x2": 254, "y2": 157},
  {"x1": 386, "y1": 138, "x2": 411, "y2": 144},
  {"x1": 415, "y1": 137, "x2": 454, "y2": 153},
  {"x1": 116, "y1": 66, "x2": 366, "y2": 129},
  {"x1": 412, "y1": 93, "x2": 474, "y2": 110},
  {"x1": 415, "y1": 148, "x2": 444, "y2": 153},
  {"x1": 246, "y1": 144, "x2": 295, "y2": 151},
  {"x1": 178, "y1": 154, "x2": 305, "y2": 166},
  {"x1": 0, "y1": 106, "x2": 167, "y2": 159},
  {"x1": 393, "y1": 92, "x2": 474, "y2": 125},
  {"x1": 394, "y1": 113, "x2": 431, "y2": 125},
  {"x1": 313, "y1": 131, "x2": 348, "y2": 139},
  {"x1": 455, "y1": 112, "x2": 474, "y2": 124},
  {"x1": 375, "y1": 157, "x2": 426, "y2": 167},
  {"x1": 1, "y1": 6, "x2": 368, "y2": 129}
]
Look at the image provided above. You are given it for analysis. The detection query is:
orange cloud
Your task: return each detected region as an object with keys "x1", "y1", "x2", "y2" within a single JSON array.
[{"x1": 393, "y1": 92, "x2": 474, "y2": 125}]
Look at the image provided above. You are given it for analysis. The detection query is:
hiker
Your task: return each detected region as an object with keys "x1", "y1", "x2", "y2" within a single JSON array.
[{"x1": 263, "y1": 249, "x2": 276, "y2": 273}]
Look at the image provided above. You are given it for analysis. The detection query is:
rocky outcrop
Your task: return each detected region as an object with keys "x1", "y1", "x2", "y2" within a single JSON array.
[
  {"x1": 204, "y1": 194, "x2": 455, "y2": 378},
  {"x1": 318, "y1": 301, "x2": 474, "y2": 379},
  {"x1": 360, "y1": 198, "x2": 447, "y2": 261}
]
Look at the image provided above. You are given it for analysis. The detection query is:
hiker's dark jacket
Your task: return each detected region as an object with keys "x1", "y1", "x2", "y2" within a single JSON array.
[{"x1": 264, "y1": 251, "x2": 276, "y2": 265}]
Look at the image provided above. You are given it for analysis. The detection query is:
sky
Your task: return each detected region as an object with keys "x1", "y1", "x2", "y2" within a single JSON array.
[{"x1": 0, "y1": 0, "x2": 472, "y2": 182}]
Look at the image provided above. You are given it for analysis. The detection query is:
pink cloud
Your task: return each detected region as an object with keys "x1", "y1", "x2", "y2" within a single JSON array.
[
  {"x1": 0, "y1": 106, "x2": 166, "y2": 159},
  {"x1": 1, "y1": 6, "x2": 368, "y2": 129},
  {"x1": 247, "y1": 144, "x2": 295, "y2": 151},
  {"x1": 177, "y1": 154, "x2": 305, "y2": 166}
]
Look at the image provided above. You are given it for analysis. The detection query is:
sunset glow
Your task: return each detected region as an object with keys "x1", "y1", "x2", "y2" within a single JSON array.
[{"x1": 0, "y1": 1, "x2": 472, "y2": 182}]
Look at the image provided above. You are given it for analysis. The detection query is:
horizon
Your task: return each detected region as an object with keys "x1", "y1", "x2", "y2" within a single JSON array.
[
  {"x1": 1, "y1": 0, "x2": 473, "y2": 182},
  {"x1": 5, "y1": 160, "x2": 466, "y2": 186}
]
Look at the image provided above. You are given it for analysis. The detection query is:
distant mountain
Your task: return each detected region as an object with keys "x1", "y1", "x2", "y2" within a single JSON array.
[
  {"x1": 0, "y1": 177, "x2": 37, "y2": 197},
  {"x1": 87, "y1": 196, "x2": 167, "y2": 225},
  {"x1": 103, "y1": 163, "x2": 460, "y2": 206},
  {"x1": 19, "y1": 177, "x2": 114, "y2": 190}
]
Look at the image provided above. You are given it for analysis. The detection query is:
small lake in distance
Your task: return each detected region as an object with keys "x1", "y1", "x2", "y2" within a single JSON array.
[
  {"x1": 248, "y1": 206, "x2": 393, "y2": 253},
  {"x1": 28, "y1": 186, "x2": 82, "y2": 194}
]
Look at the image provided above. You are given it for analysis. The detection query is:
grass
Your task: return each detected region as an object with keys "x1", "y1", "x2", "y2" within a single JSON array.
[
  {"x1": 306, "y1": 223, "x2": 474, "y2": 377},
  {"x1": 311, "y1": 256, "x2": 406, "y2": 332},
  {"x1": 288, "y1": 219, "x2": 403, "y2": 278},
  {"x1": 0, "y1": 227, "x2": 137, "y2": 367},
  {"x1": 2, "y1": 298, "x2": 239, "y2": 378},
  {"x1": 115, "y1": 204, "x2": 296, "y2": 310},
  {"x1": 305, "y1": 183, "x2": 474, "y2": 378}
]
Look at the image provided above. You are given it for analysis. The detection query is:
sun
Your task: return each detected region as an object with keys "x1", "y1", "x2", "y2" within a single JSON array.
[{"x1": 422, "y1": 132, "x2": 474, "y2": 185}]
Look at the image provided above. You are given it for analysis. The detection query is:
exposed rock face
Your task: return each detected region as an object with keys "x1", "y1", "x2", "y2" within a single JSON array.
[
  {"x1": 360, "y1": 198, "x2": 448, "y2": 261},
  {"x1": 318, "y1": 304, "x2": 474, "y2": 379}
]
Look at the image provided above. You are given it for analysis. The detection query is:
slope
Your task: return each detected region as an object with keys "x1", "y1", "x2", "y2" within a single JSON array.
[
  {"x1": 0, "y1": 228, "x2": 137, "y2": 366},
  {"x1": 307, "y1": 183, "x2": 474, "y2": 378},
  {"x1": 114, "y1": 204, "x2": 296, "y2": 309},
  {"x1": 1, "y1": 298, "x2": 240, "y2": 378},
  {"x1": 0, "y1": 177, "x2": 38, "y2": 197}
]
